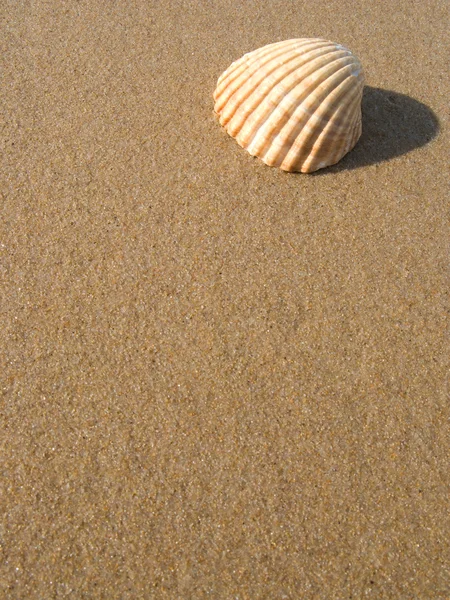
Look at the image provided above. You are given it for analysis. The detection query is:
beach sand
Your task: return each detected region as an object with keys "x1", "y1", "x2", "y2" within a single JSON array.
[{"x1": 1, "y1": 1, "x2": 449, "y2": 597}]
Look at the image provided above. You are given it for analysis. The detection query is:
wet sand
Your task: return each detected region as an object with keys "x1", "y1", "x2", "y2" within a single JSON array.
[{"x1": 1, "y1": 1, "x2": 449, "y2": 597}]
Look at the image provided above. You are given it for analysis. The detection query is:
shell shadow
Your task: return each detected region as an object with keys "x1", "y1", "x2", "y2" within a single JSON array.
[{"x1": 312, "y1": 86, "x2": 440, "y2": 174}]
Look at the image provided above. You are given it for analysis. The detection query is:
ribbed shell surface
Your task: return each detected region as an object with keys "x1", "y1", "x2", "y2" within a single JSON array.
[{"x1": 214, "y1": 38, "x2": 365, "y2": 173}]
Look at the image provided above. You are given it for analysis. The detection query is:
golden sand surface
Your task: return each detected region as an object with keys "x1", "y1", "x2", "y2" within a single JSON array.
[{"x1": 1, "y1": 1, "x2": 449, "y2": 598}]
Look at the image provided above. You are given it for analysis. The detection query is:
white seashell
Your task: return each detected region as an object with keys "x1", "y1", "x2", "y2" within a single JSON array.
[{"x1": 213, "y1": 38, "x2": 365, "y2": 173}]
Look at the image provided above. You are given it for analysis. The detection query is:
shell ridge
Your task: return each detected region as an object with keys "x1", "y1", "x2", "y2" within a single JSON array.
[
  {"x1": 260, "y1": 61, "x2": 361, "y2": 166},
  {"x1": 215, "y1": 41, "x2": 298, "y2": 87},
  {"x1": 217, "y1": 45, "x2": 330, "y2": 124},
  {"x1": 220, "y1": 45, "x2": 345, "y2": 135},
  {"x1": 215, "y1": 39, "x2": 311, "y2": 97},
  {"x1": 214, "y1": 43, "x2": 308, "y2": 113},
  {"x1": 280, "y1": 71, "x2": 362, "y2": 170},
  {"x1": 215, "y1": 39, "x2": 338, "y2": 103},
  {"x1": 215, "y1": 41, "x2": 337, "y2": 118},
  {"x1": 299, "y1": 84, "x2": 363, "y2": 171},
  {"x1": 236, "y1": 52, "x2": 356, "y2": 154},
  {"x1": 214, "y1": 38, "x2": 365, "y2": 172},
  {"x1": 336, "y1": 92, "x2": 362, "y2": 159}
]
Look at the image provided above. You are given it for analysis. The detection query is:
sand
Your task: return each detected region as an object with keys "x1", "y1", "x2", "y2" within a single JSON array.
[{"x1": 1, "y1": 1, "x2": 449, "y2": 598}]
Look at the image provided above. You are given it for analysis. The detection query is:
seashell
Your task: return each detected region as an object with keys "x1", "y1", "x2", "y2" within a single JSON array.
[{"x1": 213, "y1": 38, "x2": 365, "y2": 173}]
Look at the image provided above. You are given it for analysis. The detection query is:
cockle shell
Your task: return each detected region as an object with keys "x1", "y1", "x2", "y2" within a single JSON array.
[{"x1": 213, "y1": 38, "x2": 365, "y2": 173}]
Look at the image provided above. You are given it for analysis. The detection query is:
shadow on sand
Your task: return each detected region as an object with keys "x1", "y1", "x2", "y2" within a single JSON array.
[{"x1": 312, "y1": 86, "x2": 440, "y2": 174}]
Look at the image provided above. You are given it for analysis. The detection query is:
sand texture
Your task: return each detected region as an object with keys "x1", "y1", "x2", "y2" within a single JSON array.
[{"x1": 1, "y1": 1, "x2": 449, "y2": 598}]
